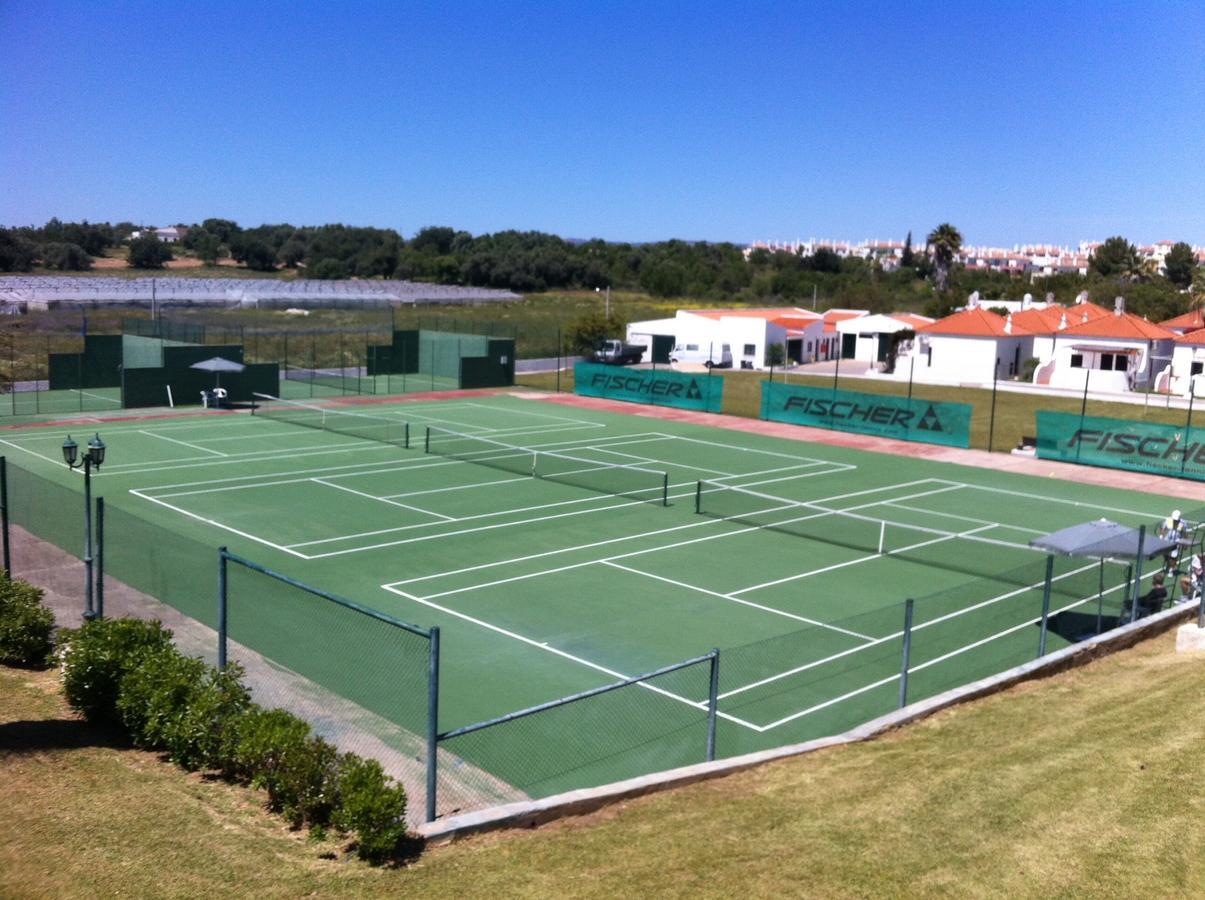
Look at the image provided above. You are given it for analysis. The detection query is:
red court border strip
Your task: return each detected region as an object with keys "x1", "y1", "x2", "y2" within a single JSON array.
[{"x1": 525, "y1": 391, "x2": 1205, "y2": 504}]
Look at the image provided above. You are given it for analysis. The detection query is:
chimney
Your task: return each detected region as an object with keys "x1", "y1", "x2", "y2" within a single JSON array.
[
  {"x1": 1114, "y1": 296, "x2": 1125, "y2": 316},
  {"x1": 1004, "y1": 314, "x2": 1013, "y2": 334},
  {"x1": 1022, "y1": 292, "x2": 1033, "y2": 309},
  {"x1": 1075, "y1": 290, "x2": 1089, "y2": 305},
  {"x1": 1059, "y1": 312, "x2": 1068, "y2": 330},
  {"x1": 1045, "y1": 292, "x2": 1055, "y2": 305}
]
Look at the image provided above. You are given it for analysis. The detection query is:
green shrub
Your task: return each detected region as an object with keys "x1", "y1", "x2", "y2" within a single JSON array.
[
  {"x1": 58, "y1": 618, "x2": 174, "y2": 727},
  {"x1": 115, "y1": 646, "x2": 206, "y2": 750},
  {"x1": 334, "y1": 755, "x2": 408, "y2": 863},
  {"x1": 164, "y1": 661, "x2": 250, "y2": 771},
  {"x1": 0, "y1": 573, "x2": 55, "y2": 667},
  {"x1": 228, "y1": 707, "x2": 339, "y2": 827}
]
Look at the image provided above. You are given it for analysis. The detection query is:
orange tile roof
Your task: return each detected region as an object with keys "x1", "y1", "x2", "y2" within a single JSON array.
[
  {"x1": 1160, "y1": 309, "x2": 1205, "y2": 331},
  {"x1": 1058, "y1": 312, "x2": 1176, "y2": 341},
  {"x1": 889, "y1": 313, "x2": 935, "y2": 329},
  {"x1": 1009, "y1": 302, "x2": 1110, "y2": 333},
  {"x1": 1174, "y1": 328, "x2": 1205, "y2": 346},
  {"x1": 918, "y1": 307, "x2": 1034, "y2": 337}
]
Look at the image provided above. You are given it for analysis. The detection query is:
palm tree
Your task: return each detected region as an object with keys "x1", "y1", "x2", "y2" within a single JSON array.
[{"x1": 926, "y1": 223, "x2": 963, "y2": 292}]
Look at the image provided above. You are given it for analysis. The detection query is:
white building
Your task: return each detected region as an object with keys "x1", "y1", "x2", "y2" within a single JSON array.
[
  {"x1": 834, "y1": 312, "x2": 934, "y2": 367},
  {"x1": 1034, "y1": 307, "x2": 1175, "y2": 392},
  {"x1": 625, "y1": 307, "x2": 867, "y2": 370},
  {"x1": 1156, "y1": 329, "x2": 1205, "y2": 396},
  {"x1": 908, "y1": 308, "x2": 1035, "y2": 383}
]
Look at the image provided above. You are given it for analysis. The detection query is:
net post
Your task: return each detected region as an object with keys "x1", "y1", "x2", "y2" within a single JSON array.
[
  {"x1": 1096, "y1": 559, "x2": 1105, "y2": 635},
  {"x1": 1038, "y1": 554, "x2": 1054, "y2": 657},
  {"x1": 695, "y1": 480, "x2": 702, "y2": 514},
  {"x1": 95, "y1": 497, "x2": 104, "y2": 619},
  {"x1": 426, "y1": 626, "x2": 441, "y2": 823},
  {"x1": 1183, "y1": 390, "x2": 1195, "y2": 474},
  {"x1": 706, "y1": 648, "x2": 720, "y2": 762},
  {"x1": 662, "y1": 472, "x2": 668, "y2": 507},
  {"x1": 987, "y1": 358, "x2": 999, "y2": 452},
  {"x1": 0, "y1": 455, "x2": 9, "y2": 577},
  {"x1": 899, "y1": 598, "x2": 914, "y2": 708},
  {"x1": 1129, "y1": 525, "x2": 1146, "y2": 624},
  {"x1": 404, "y1": 422, "x2": 410, "y2": 451},
  {"x1": 217, "y1": 546, "x2": 228, "y2": 670},
  {"x1": 424, "y1": 426, "x2": 431, "y2": 454}
]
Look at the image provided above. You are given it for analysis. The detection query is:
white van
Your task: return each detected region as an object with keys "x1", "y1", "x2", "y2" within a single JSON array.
[{"x1": 669, "y1": 342, "x2": 733, "y2": 369}]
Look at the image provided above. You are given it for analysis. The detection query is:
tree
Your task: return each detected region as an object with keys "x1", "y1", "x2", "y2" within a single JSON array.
[
  {"x1": 192, "y1": 233, "x2": 222, "y2": 266},
  {"x1": 568, "y1": 310, "x2": 626, "y2": 355},
  {"x1": 765, "y1": 343, "x2": 786, "y2": 367},
  {"x1": 40, "y1": 242, "x2": 92, "y2": 270},
  {"x1": 307, "y1": 258, "x2": 348, "y2": 279},
  {"x1": 235, "y1": 239, "x2": 277, "y2": 271},
  {"x1": 127, "y1": 235, "x2": 173, "y2": 269},
  {"x1": 0, "y1": 230, "x2": 37, "y2": 271},
  {"x1": 901, "y1": 230, "x2": 915, "y2": 268},
  {"x1": 1088, "y1": 236, "x2": 1141, "y2": 280},
  {"x1": 926, "y1": 223, "x2": 962, "y2": 291},
  {"x1": 1164, "y1": 242, "x2": 1197, "y2": 288}
]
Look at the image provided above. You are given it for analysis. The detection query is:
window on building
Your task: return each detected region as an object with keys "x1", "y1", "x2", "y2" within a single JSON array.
[
  {"x1": 685, "y1": 344, "x2": 698, "y2": 351},
  {"x1": 806, "y1": 341, "x2": 812, "y2": 352},
  {"x1": 1070, "y1": 353, "x2": 1084, "y2": 368},
  {"x1": 1100, "y1": 353, "x2": 1114, "y2": 370},
  {"x1": 1192, "y1": 361, "x2": 1204, "y2": 377},
  {"x1": 743, "y1": 343, "x2": 755, "y2": 356}
]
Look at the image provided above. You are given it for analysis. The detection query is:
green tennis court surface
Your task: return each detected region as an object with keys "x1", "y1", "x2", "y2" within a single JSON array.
[{"x1": 0, "y1": 393, "x2": 1179, "y2": 808}]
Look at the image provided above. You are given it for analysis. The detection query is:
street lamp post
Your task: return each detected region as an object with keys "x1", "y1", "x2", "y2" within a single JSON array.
[
  {"x1": 62, "y1": 433, "x2": 106, "y2": 621},
  {"x1": 595, "y1": 285, "x2": 610, "y2": 319}
]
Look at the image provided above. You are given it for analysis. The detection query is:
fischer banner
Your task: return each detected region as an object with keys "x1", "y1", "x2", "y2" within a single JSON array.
[
  {"x1": 1036, "y1": 410, "x2": 1205, "y2": 480},
  {"x1": 574, "y1": 362, "x2": 724, "y2": 413},
  {"x1": 761, "y1": 381, "x2": 972, "y2": 448}
]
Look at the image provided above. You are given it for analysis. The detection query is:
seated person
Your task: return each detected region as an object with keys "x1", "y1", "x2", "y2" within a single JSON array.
[
  {"x1": 1122, "y1": 572, "x2": 1168, "y2": 622},
  {"x1": 1181, "y1": 551, "x2": 1205, "y2": 603}
]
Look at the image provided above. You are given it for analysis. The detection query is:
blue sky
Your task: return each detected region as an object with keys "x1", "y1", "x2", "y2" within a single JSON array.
[{"x1": 2, "y1": 1, "x2": 1203, "y2": 246}]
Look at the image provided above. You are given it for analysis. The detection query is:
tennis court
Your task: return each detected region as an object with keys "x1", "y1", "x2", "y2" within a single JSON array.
[{"x1": 0, "y1": 391, "x2": 1180, "y2": 809}]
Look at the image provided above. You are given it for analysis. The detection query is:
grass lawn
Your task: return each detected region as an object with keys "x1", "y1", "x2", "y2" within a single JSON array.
[
  {"x1": 518, "y1": 365, "x2": 1196, "y2": 455},
  {"x1": 4, "y1": 628, "x2": 1205, "y2": 898}
]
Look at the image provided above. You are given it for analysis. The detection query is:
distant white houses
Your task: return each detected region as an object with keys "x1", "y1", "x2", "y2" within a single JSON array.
[
  {"x1": 129, "y1": 226, "x2": 186, "y2": 243},
  {"x1": 624, "y1": 307, "x2": 871, "y2": 369},
  {"x1": 905, "y1": 307, "x2": 1035, "y2": 383}
]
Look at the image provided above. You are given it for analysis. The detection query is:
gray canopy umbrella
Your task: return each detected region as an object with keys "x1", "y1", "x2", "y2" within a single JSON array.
[
  {"x1": 189, "y1": 356, "x2": 246, "y2": 389},
  {"x1": 1030, "y1": 518, "x2": 1178, "y2": 632}
]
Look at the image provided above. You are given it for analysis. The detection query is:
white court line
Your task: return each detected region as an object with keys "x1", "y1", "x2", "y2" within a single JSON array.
[
  {"x1": 604, "y1": 561, "x2": 875, "y2": 641},
  {"x1": 140, "y1": 429, "x2": 227, "y2": 457},
  {"x1": 296, "y1": 461, "x2": 847, "y2": 550},
  {"x1": 0, "y1": 439, "x2": 68, "y2": 467},
  {"x1": 720, "y1": 559, "x2": 1105, "y2": 703},
  {"x1": 388, "y1": 479, "x2": 946, "y2": 588},
  {"x1": 128, "y1": 489, "x2": 307, "y2": 558},
  {"x1": 383, "y1": 583, "x2": 764, "y2": 732},
  {"x1": 133, "y1": 431, "x2": 670, "y2": 495},
  {"x1": 591, "y1": 446, "x2": 733, "y2": 477},
  {"x1": 299, "y1": 463, "x2": 860, "y2": 559},
  {"x1": 935, "y1": 478, "x2": 1166, "y2": 520},
  {"x1": 651, "y1": 432, "x2": 840, "y2": 465},
  {"x1": 312, "y1": 478, "x2": 454, "y2": 521},
  {"x1": 756, "y1": 567, "x2": 1144, "y2": 731},
  {"x1": 882, "y1": 501, "x2": 1050, "y2": 535},
  {"x1": 403, "y1": 482, "x2": 959, "y2": 601}
]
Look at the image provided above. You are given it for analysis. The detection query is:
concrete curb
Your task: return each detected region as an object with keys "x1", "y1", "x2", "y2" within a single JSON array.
[{"x1": 417, "y1": 600, "x2": 1198, "y2": 844}]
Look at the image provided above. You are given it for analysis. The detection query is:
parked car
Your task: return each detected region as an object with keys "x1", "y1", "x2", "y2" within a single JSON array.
[
  {"x1": 670, "y1": 342, "x2": 733, "y2": 368},
  {"x1": 592, "y1": 339, "x2": 647, "y2": 365}
]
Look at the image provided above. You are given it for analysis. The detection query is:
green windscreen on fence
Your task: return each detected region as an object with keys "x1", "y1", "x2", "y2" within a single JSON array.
[
  {"x1": 574, "y1": 361, "x2": 724, "y2": 413},
  {"x1": 761, "y1": 381, "x2": 973, "y2": 448},
  {"x1": 1036, "y1": 410, "x2": 1205, "y2": 480}
]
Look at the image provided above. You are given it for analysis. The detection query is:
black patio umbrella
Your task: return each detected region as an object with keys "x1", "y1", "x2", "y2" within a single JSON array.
[{"x1": 189, "y1": 356, "x2": 246, "y2": 389}]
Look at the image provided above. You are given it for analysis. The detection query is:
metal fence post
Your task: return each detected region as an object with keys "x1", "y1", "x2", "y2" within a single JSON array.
[
  {"x1": 426, "y1": 626, "x2": 441, "y2": 823},
  {"x1": 217, "y1": 546, "x2": 228, "y2": 670},
  {"x1": 1129, "y1": 526, "x2": 1147, "y2": 624},
  {"x1": 706, "y1": 648, "x2": 720, "y2": 762},
  {"x1": 1183, "y1": 390, "x2": 1196, "y2": 474},
  {"x1": 1076, "y1": 368, "x2": 1090, "y2": 460},
  {"x1": 0, "y1": 455, "x2": 9, "y2": 577},
  {"x1": 899, "y1": 598, "x2": 914, "y2": 708},
  {"x1": 987, "y1": 358, "x2": 999, "y2": 453},
  {"x1": 1038, "y1": 554, "x2": 1054, "y2": 656},
  {"x1": 95, "y1": 497, "x2": 104, "y2": 619}
]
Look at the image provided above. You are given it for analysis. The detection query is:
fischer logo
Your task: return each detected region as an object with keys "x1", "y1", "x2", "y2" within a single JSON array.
[
  {"x1": 783, "y1": 395, "x2": 945, "y2": 432},
  {"x1": 1067, "y1": 428, "x2": 1205, "y2": 464},
  {"x1": 590, "y1": 371, "x2": 705, "y2": 400}
]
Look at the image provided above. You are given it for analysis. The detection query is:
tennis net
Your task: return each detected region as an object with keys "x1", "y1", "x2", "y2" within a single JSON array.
[
  {"x1": 253, "y1": 393, "x2": 409, "y2": 450},
  {"x1": 425, "y1": 426, "x2": 669, "y2": 505},
  {"x1": 694, "y1": 480, "x2": 1042, "y2": 580}
]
